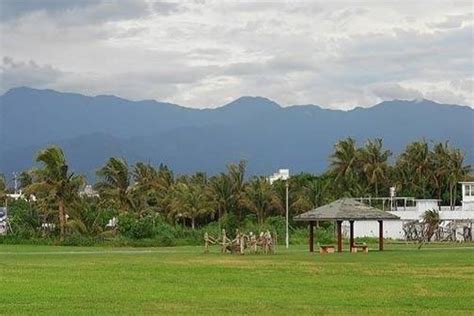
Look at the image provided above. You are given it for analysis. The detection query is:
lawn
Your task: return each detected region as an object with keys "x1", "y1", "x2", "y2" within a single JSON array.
[{"x1": 0, "y1": 243, "x2": 473, "y2": 315}]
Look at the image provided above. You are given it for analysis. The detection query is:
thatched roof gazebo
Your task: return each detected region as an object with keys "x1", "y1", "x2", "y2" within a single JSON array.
[{"x1": 294, "y1": 198, "x2": 400, "y2": 252}]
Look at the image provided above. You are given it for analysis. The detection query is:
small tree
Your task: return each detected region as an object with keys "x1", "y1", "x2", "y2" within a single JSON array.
[{"x1": 418, "y1": 209, "x2": 441, "y2": 249}]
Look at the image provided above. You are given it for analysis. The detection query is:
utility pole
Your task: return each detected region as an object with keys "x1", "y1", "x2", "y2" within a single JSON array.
[
  {"x1": 12, "y1": 172, "x2": 18, "y2": 194},
  {"x1": 285, "y1": 180, "x2": 289, "y2": 249},
  {"x1": 269, "y1": 169, "x2": 290, "y2": 249}
]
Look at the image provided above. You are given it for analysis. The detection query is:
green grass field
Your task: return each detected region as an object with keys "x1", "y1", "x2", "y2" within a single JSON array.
[{"x1": 0, "y1": 243, "x2": 473, "y2": 315}]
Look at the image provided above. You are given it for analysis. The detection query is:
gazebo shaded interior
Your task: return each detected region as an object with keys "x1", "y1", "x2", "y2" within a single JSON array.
[{"x1": 293, "y1": 198, "x2": 400, "y2": 252}]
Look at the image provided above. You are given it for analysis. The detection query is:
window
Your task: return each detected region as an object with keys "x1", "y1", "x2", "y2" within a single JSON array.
[{"x1": 466, "y1": 185, "x2": 474, "y2": 196}]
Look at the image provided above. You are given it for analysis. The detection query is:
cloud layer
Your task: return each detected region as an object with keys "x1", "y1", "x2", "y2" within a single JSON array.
[{"x1": 0, "y1": 0, "x2": 472, "y2": 109}]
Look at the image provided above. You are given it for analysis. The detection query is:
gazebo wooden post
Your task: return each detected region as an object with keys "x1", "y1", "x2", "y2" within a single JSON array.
[
  {"x1": 378, "y1": 220, "x2": 384, "y2": 251},
  {"x1": 336, "y1": 220, "x2": 342, "y2": 252},
  {"x1": 309, "y1": 221, "x2": 315, "y2": 252},
  {"x1": 349, "y1": 220, "x2": 355, "y2": 252}
]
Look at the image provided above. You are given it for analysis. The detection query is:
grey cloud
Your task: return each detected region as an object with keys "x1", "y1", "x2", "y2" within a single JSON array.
[
  {"x1": 0, "y1": 57, "x2": 63, "y2": 93},
  {"x1": 334, "y1": 25, "x2": 473, "y2": 85},
  {"x1": 152, "y1": 2, "x2": 185, "y2": 15},
  {"x1": 450, "y1": 79, "x2": 474, "y2": 92},
  {"x1": 0, "y1": 0, "x2": 152, "y2": 25},
  {"x1": 0, "y1": 0, "x2": 97, "y2": 20},
  {"x1": 221, "y1": 56, "x2": 315, "y2": 78},
  {"x1": 370, "y1": 83, "x2": 424, "y2": 101},
  {"x1": 429, "y1": 14, "x2": 473, "y2": 29},
  {"x1": 424, "y1": 89, "x2": 468, "y2": 105},
  {"x1": 327, "y1": 7, "x2": 369, "y2": 21},
  {"x1": 1, "y1": 2, "x2": 472, "y2": 109},
  {"x1": 0, "y1": 56, "x2": 219, "y2": 101}
]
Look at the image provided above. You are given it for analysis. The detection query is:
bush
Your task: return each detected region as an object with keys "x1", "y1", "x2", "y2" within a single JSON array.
[
  {"x1": 61, "y1": 234, "x2": 97, "y2": 246},
  {"x1": 155, "y1": 222, "x2": 176, "y2": 246},
  {"x1": 220, "y1": 213, "x2": 238, "y2": 234},
  {"x1": 117, "y1": 213, "x2": 135, "y2": 237},
  {"x1": 130, "y1": 216, "x2": 155, "y2": 239}
]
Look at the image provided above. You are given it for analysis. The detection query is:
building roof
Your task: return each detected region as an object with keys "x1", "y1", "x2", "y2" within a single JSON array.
[{"x1": 293, "y1": 198, "x2": 400, "y2": 221}]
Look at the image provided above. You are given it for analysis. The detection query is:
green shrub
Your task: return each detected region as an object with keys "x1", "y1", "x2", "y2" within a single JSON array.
[
  {"x1": 155, "y1": 222, "x2": 176, "y2": 246},
  {"x1": 61, "y1": 234, "x2": 97, "y2": 246},
  {"x1": 131, "y1": 216, "x2": 156, "y2": 239},
  {"x1": 220, "y1": 213, "x2": 238, "y2": 235},
  {"x1": 117, "y1": 213, "x2": 135, "y2": 237}
]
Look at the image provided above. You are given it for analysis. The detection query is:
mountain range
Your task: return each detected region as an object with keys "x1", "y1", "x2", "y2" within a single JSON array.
[{"x1": 1, "y1": 87, "x2": 473, "y2": 180}]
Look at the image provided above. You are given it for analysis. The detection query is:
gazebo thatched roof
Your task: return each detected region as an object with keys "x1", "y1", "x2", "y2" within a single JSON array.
[{"x1": 294, "y1": 198, "x2": 400, "y2": 221}]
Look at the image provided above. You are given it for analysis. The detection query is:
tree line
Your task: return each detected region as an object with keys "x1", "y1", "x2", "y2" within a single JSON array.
[{"x1": 0, "y1": 138, "x2": 471, "y2": 243}]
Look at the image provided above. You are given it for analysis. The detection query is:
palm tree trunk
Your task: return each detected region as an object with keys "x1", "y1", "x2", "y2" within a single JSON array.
[
  {"x1": 449, "y1": 183, "x2": 454, "y2": 210},
  {"x1": 59, "y1": 199, "x2": 65, "y2": 241},
  {"x1": 453, "y1": 185, "x2": 457, "y2": 210},
  {"x1": 191, "y1": 217, "x2": 195, "y2": 230}
]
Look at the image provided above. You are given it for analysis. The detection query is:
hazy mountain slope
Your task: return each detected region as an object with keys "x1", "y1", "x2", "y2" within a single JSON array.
[{"x1": 1, "y1": 87, "x2": 473, "y2": 180}]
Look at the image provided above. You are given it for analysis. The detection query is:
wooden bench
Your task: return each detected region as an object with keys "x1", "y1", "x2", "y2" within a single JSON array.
[
  {"x1": 351, "y1": 243, "x2": 368, "y2": 253},
  {"x1": 319, "y1": 245, "x2": 335, "y2": 254}
]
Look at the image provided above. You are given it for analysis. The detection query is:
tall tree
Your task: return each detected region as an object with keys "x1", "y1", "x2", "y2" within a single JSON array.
[
  {"x1": 329, "y1": 137, "x2": 362, "y2": 194},
  {"x1": 293, "y1": 177, "x2": 330, "y2": 212},
  {"x1": 397, "y1": 140, "x2": 432, "y2": 198},
  {"x1": 227, "y1": 160, "x2": 247, "y2": 221},
  {"x1": 208, "y1": 160, "x2": 247, "y2": 223},
  {"x1": 170, "y1": 182, "x2": 214, "y2": 229},
  {"x1": 431, "y1": 142, "x2": 450, "y2": 201},
  {"x1": 208, "y1": 174, "x2": 233, "y2": 222},
  {"x1": 360, "y1": 138, "x2": 392, "y2": 196},
  {"x1": 18, "y1": 171, "x2": 33, "y2": 191},
  {"x1": 0, "y1": 174, "x2": 6, "y2": 203},
  {"x1": 447, "y1": 148, "x2": 470, "y2": 209},
  {"x1": 242, "y1": 176, "x2": 275, "y2": 225},
  {"x1": 26, "y1": 146, "x2": 84, "y2": 241},
  {"x1": 96, "y1": 157, "x2": 133, "y2": 213}
]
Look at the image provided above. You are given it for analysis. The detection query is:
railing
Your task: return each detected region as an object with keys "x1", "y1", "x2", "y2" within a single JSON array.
[{"x1": 356, "y1": 197, "x2": 416, "y2": 211}]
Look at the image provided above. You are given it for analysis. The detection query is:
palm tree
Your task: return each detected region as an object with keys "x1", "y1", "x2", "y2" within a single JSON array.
[
  {"x1": 419, "y1": 209, "x2": 441, "y2": 248},
  {"x1": 19, "y1": 171, "x2": 33, "y2": 191},
  {"x1": 329, "y1": 137, "x2": 361, "y2": 193},
  {"x1": 26, "y1": 146, "x2": 84, "y2": 241},
  {"x1": 66, "y1": 199, "x2": 114, "y2": 237},
  {"x1": 208, "y1": 160, "x2": 247, "y2": 224},
  {"x1": 227, "y1": 160, "x2": 247, "y2": 221},
  {"x1": 0, "y1": 174, "x2": 6, "y2": 203},
  {"x1": 360, "y1": 138, "x2": 391, "y2": 196},
  {"x1": 242, "y1": 176, "x2": 274, "y2": 225},
  {"x1": 447, "y1": 148, "x2": 470, "y2": 209},
  {"x1": 431, "y1": 142, "x2": 450, "y2": 201},
  {"x1": 170, "y1": 182, "x2": 214, "y2": 229},
  {"x1": 132, "y1": 162, "x2": 161, "y2": 210},
  {"x1": 208, "y1": 174, "x2": 233, "y2": 222},
  {"x1": 397, "y1": 140, "x2": 432, "y2": 198},
  {"x1": 292, "y1": 177, "x2": 330, "y2": 212},
  {"x1": 96, "y1": 157, "x2": 133, "y2": 213}
]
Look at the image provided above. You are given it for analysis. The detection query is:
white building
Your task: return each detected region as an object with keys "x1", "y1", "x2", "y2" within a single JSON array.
[
  {"x1": 460, "y1": 182, "x2": 474, "y2": 211},
  {"x1": 347, "y1": 182, "x2": 474, "y2": 241},
  {"x1": 268, "y1": 169, "x2": 289, "y2": 184}
]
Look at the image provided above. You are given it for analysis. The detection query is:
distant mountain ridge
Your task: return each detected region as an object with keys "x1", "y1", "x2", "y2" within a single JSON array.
[{"x1": 1, "y1": 87, "x2": 473, "y2": 180}]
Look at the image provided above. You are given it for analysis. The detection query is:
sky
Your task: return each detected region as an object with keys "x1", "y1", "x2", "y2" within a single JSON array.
[{"x1": 0, "y1": 0, "x2": 473, "y2": 109}]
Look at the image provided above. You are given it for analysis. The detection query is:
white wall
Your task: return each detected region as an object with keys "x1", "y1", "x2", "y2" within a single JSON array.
[
  {"x1": 342, "y1": 221, "x2": 404, "y2": 239},
  {"x1": 345, "y1": 209, "x2": 474, "y2": 240}
]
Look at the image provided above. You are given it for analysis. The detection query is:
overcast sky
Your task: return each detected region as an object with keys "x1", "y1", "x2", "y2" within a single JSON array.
[{"x1": 0, "y1": 0, "x2": 473, "y2": 109}]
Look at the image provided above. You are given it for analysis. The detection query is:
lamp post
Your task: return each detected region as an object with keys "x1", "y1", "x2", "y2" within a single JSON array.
[
  {"x1": 285, "y1": 179, "x2": 289, "y2": 249},
  {"x1": 269, "y1": 169, "x2": 290, "y2": 249}
]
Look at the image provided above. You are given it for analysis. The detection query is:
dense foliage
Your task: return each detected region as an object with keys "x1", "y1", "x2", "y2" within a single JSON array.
[{"x1": 0, "y1": 138, "x2": 471, "y2": 245}]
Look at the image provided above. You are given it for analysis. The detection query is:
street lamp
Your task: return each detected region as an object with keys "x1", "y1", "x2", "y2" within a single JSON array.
[{"x1": 269, "y1": 169, "x2": 290, "y2": 249}]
